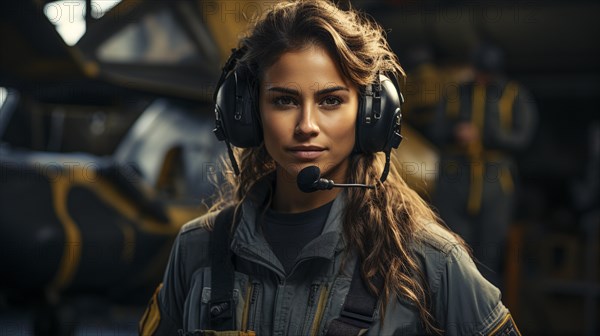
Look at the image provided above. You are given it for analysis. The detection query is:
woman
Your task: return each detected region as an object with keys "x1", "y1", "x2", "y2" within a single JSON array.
[{"x1": 140, "y1": 1, "x2": 520, "y2": 335}]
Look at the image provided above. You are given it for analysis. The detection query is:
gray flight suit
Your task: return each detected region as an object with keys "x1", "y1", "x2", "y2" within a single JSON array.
[
  {"x1": 140, "y1": 177, "x2": 519, "y2": 335},
  {"x1": 430, "y1": 79, "x2": 537, "y2": 287}
]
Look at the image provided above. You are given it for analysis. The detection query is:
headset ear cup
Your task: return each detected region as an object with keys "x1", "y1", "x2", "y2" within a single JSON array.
[
  {"x1": 214, "y1": 68, "x2": 262, "y2": 148},
  {"x1": 355, "y1": 74, "x2": 403, "y2": 153},
  {"x1": 389, "y1": 107, "x2": 403, "y2": 149},
  {"x1": 235, "y1": 68, "x2": 263, "y2": 147},
  {"x1": 354, "y1": 87, "x2": 366, "y2": 153}
]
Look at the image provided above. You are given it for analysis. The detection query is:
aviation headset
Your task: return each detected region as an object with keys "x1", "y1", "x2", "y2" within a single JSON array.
[{"x1": 213, "y1": 47, "x2": 404, "y2": 182}]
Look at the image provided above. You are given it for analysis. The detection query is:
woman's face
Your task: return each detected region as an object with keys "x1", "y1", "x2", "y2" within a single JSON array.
[{"x1": 259, "y1": 45, "x2": 359, "y2": 182}]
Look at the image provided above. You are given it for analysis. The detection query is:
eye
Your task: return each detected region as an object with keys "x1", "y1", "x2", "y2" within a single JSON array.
[
  {"x1": 320, "y1": 96, "x2": 342, "y2": 108},
  {"x1": 272, "y1": 96, "x2": 298, "y2": 107}
]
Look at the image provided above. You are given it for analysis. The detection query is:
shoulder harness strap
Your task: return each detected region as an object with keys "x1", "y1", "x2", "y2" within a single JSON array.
[
  {"x1": 325, "y1": 261, "x2": 384, "y2": 336},
  {"x1": 209, "y1": 206, "x2": 383, "y2": 335},
  {"x1": 208, "y1": 206, "x2": 238, "y2": 331}
]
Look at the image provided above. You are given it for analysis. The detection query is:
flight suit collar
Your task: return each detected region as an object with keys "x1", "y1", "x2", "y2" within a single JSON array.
[{"x1": 230, "y1": 173, "x2": 347, "y2": 278}]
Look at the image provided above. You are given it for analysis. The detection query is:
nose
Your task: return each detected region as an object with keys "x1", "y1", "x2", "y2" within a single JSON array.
[{"x1": 295, "y1": 104, "x2": 320, "y2": 137}]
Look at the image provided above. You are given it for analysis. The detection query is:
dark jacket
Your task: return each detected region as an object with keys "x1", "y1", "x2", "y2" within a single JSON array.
[{"x1": 140, "y1": 180, "x2": 517, "y2": 335}]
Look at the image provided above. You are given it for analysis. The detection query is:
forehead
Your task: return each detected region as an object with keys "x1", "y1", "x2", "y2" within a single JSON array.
[{"x1": 262, "y1": 45, "x2": 352, "y2": 90}]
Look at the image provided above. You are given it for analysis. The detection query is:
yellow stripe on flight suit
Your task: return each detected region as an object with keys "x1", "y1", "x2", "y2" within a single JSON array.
[
  {"x1": 498, "y1": 82, "x2": 518, "y2": 194},
  {"x1": 465, "y1": 82, "x2": 519, "y2": 215},
  {"x1": 241, "y1": 280, "x2": 252, "y2": 331},
  {"x1": 446, "y1": 92, "x2": 461, "y2": 118},
  {"x1": 466, "y1": 83, "x2": 486, "y2": 215},
  {"x1": 139, "y1": 283, "x2": 163, "y2": 335},
  {"x1": 487, "y1": 313, "x2": 522, "y2": 336},
  {"x1": 310, "y1": 285, "x2": 330, "y2": 336},
  {"x1": 499, "y1": 82, "x2": 518, "y2": 132}
]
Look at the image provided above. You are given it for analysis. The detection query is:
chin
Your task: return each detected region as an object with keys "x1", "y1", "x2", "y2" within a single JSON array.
[
  {"x1": 275, "y1": 156, "x2": 348, "y2": 180},
  {"x1": 279, "y1": 161, "x2": 318, "y2": 175},
  {"x1": 306, "y1": 160, "x2": 346, "y2": 179}
]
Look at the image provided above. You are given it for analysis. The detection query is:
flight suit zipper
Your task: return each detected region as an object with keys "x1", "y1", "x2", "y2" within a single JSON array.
[{"x1": 247, "y1": 281, "x2": 262, "y2": 332}]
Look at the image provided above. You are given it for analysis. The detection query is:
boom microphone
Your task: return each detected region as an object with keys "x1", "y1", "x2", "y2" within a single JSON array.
[{"x1": 296, "y1": 166, "x2": 376, "y2": 193}]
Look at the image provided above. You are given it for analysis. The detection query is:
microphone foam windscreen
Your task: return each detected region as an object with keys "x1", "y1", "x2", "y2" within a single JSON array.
[{"x1": 297, "y1": 166, "x2": 321, "y2": 193}]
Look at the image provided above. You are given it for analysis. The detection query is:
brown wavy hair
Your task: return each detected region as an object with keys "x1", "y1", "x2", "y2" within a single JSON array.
[{"x1": 209, "y1": 0, "x2": 464, "y2": 333}]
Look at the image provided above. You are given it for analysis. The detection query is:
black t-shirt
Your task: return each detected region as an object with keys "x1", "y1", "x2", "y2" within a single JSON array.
[{"x1": 262, "y1": 201, "x2": 334, "y2": 274}]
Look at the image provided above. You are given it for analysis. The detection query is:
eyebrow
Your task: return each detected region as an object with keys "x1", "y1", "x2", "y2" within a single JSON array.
[{"x1": 267, "y1": 85, "x2": 349, "y2": 96}]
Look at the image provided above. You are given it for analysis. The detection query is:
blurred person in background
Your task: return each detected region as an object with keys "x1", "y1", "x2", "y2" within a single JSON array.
[
  {"x1": 402, "y1": 44, "x2": 442, "y2": 137},
  {"x1": 429, "y1": 42, "x2": 538, "y2": 288}
]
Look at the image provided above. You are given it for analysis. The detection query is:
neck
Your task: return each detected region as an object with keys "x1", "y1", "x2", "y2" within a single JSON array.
[{"x1": 271, "y1": 162, "x2": 348, "y2": 213}]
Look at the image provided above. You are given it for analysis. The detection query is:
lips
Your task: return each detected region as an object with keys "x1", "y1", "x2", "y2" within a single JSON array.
[{"x1": 288, "y1": 145, "x2": 326, "y2": 160}]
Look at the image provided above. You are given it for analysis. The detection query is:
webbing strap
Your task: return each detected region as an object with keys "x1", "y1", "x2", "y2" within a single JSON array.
[
  {"x1": 209, "y1": 207, "x2": 382, "y2": 335},
  {"x1": 325, "y1": 261, "x2": 383, "y2": 336},
  {"x1": 209, "y1": 206, "x2": 237, "y2": 331}
]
